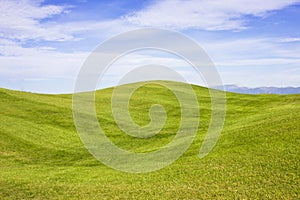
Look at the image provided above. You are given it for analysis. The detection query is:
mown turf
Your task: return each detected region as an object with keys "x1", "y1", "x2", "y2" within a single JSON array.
[{"x1": 0, "y1": 81, "x2": 299, "y2": 199}]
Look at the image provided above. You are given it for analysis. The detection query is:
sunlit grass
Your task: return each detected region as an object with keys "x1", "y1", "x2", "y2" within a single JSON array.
[{"x1": 0, "y1": 81, "x2": 299, "y2": 199}]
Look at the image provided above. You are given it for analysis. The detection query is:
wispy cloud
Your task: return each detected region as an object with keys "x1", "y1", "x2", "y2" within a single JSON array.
[
  {"x1": 0, "y1": 41, "x2": 87, "y2": 79},
  {"x1": 124, "y1": 0, "x2": 300, "y2": 30},
  {"x1": 0, "y1": 0, "x2": 300, "y2": 92},
  {"x1": 0, "y1": 0, "x2": 73, "y2": 41},
  {"x1": 278, "y1": 37, "x2": 300, "y2": 43}
]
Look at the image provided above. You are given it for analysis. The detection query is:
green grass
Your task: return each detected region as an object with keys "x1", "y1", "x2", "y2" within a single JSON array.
[{"x1": 0, "y1": 81, "x2": 299, "y2": 199}]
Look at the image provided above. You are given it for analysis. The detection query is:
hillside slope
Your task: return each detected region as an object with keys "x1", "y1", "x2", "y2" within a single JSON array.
[{"x1": 0, "y1": 81, "x2": 299, "y2": 199}]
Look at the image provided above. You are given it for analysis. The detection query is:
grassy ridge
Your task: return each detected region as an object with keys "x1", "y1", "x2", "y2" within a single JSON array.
[{"x1": 0, "y1": 81, "x2": 299, "y2": 199}]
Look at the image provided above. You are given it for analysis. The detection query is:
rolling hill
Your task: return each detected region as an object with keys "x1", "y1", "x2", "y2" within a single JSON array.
[{"x1": 0, "y1": 81, "x2": 299, "y2": 199}]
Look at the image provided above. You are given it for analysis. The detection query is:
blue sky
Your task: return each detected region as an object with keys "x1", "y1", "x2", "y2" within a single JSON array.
[{"x1": 0, "y1": 0, "x2": 300, "y2": 93}]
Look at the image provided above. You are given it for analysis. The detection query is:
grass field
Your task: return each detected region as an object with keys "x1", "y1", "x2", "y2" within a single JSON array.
[{"x1": 0, "y1": 81, "x2": 299, "y2": 199}]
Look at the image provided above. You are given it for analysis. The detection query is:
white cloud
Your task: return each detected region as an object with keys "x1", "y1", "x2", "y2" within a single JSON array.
[
  {"x1": 124, "y1": 0, "x2": 300, "y2": 30},
  {"x1": 0, "y1": 0, "x2": 300, "y2": 92},
  {"x1": 52, "y1": 19, "x2": 137, "y2": 41},
  {"x1": 278, "y1": 37, "x2": 300, "y2": 43},
  {"x1": 218, "y1": 65, "x2": 300, "y2": 87},
  {"x1": 0, "y1": 0, "x2": 73, "y2": 41},
  {"x1": 99, "y1": 51, "x2": 207, "y2": 88},
  {"x1": 216, "y1": 58, "x2": 300, "y2": 67},
  {"x1": 0, "y1": 0, "x2": 140, "y2": 43},
  {"x1": 199, "y1": 36, "x2": 300, "y2": 66},
  {"x1": 0, "y1": 42, "x2": 88, "y2": 79}
]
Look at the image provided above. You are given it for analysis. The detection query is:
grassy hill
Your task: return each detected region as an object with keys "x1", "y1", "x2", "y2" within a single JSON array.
[{"x1": 0, "y1": 81, "x2": 299, "y2": 199}]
